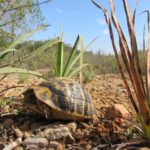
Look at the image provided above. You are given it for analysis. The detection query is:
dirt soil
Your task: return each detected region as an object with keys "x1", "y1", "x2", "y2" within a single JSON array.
[{"x1": 0, "y1": 74, "x2": 149, "y2": 150}]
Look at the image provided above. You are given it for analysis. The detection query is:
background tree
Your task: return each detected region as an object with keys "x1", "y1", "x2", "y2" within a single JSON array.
[{"x1": 0, "y1": 0, "x2": 51, "y2": 43}]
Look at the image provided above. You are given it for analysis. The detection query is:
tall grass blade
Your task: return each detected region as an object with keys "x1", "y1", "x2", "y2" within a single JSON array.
[
  {"x1": 147, "y1": 49, "x2": 150, "y2": 102},
  {"x1": 0, "y1": 67, "x2": 42, "y2": 77},
  {"x1": 68, "y1": 64, "x2": 88, "y2": 78},
  {"x1": 92, "y1": 0, "x2": 150, "y2": 139},
  {"x1": 132, "y1": 0, "x2": 138, "y2": 25},
  {"x1": 143, "y1": 25, "x2": 146, "y2": 52},
  {"x1": 91, "y1": 0, "x2": 139, "y2": 113},
  {"x1": 26, "y1": 38, "x2": 60, "y2": 59},
  {"x1": 0, "y1": 49, "x2": 17, "y2": 60},
  {"x1": 85, "y1": 36, "x2": 98, "y2": 50},
  {"x1": 56, "y1": 41, "x2": 64, "y2": 77},
  {"x1": 123, "y1": 0, "x2": 145, "y2": 96},
  {"x1": 8, "y1": 26, "x2": 46, "y2": 49},
  {"x1": 110, "y1": 0, "x2": 149, "y2": 123}
]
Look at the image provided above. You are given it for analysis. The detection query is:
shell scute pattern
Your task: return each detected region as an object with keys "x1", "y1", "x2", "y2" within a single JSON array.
[{"x1": 24, "y1": 78, "x2": 97, "y2": 120}]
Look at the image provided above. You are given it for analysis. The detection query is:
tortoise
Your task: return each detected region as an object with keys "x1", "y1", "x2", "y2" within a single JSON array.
[{"x1": 23, "y1": 78, "x2": 97, "y2": 121}]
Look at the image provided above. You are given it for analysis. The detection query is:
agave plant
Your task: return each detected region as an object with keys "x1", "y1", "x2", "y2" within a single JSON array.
[
  {"x1": 0, "y1": 26, "x2": 60, "y2": 78},
  {"x1": 55, "y1": 35, "x2": 97, "y2": 80},
  {"x1": 92, "y1": 0, "x2": 150, "y2": 140}
]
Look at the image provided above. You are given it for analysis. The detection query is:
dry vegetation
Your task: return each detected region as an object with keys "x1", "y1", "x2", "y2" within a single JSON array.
[{"x1": 0, "y1": 0, "x2": 150, "y2": 149}]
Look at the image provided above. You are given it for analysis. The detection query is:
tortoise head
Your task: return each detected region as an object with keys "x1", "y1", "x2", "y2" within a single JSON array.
[
  {"x1": 23, "y1": 86, "x2": 54, "y2": 118},
  {"x1": 23, "y1": 88, "x2": 41, "y2": 114}
]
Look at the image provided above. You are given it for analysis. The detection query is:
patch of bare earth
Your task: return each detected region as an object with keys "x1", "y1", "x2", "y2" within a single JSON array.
[{"x1": 0, "y1": 74, "x2": 149, "y2": 150}]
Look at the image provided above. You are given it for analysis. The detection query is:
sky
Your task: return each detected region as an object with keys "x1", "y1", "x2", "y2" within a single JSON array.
[{"x1": 32, "y1": 0, "x2": 150, "y2": 54}]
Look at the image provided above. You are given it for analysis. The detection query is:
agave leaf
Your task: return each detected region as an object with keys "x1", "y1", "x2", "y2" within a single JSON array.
[
  {"x1": 26, "y1": 38, "x2": 61, "y2": 59},
  {"x1": 56, "y1": 41, "x2": 64, "y2": 77},
  {"x1": 63, "y1": 35, "x2": 80, "y2": 76},
  {"x1": 0, "y1": 49, "x2": 17, "y2": 60},
  {"x1": 0, "y1": 67, "x2": 42, "y2": 77},
  {"x1": 79, "y1": 36, "x2": 84, "y2": 83},
  {"x1": 7, "y1": 26, "x2": 46, "y2": 49},
  {"x1": 68, "y1": 63, "x2": 88, "y2": 78},
  {"x1": 65, "y1": 36, "x2": 97, "y2": 77},
  {"x1": 59, "y1": 23, "x2": 64, "y2": 41}
]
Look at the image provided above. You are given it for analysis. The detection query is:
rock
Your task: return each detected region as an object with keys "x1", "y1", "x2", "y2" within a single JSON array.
[
  {"x1": 104, "y1": 104, "x2": 130, "y2": 120},
  {"x1": 39, "y1": 124, "x2": 75, "y2": 144},
  {"x1": 66, "y1": 122, "x2": 77, "y2": 133},
  {"x1": 23, "y1": 144, "x2": 39, "y2": 150},
  {"x1": 3, "y1": 138, "x2": 22, "y2": 150},
  {"x1": 15, "y1": 129, "x2": 23, "y2": 138},
  {"x1": 3, "y1": 105, "x2": 10, "y2": 112},
  {"x1": 44, "y1": 127, "x2": 74, "y2": 144},
  {"x1": 13, "y1": 146, "x2": 24, "y2": 150},
  {"x1": 24, "y1": 131, "x2": 32, "y2": 138},
  {"x1": 93, "y1": 118, "x2": 100, "y2": 127},
  {"x1": 3, "y1": 118, "x2": 13, "y2": 128},
  {"x1": 23, "y1": 137, "x2": 48, "y2": 148},
  {"x1": 48, "y1": 141, "x2": 63, "y2": 150},
  {"x1": 138, "y1": 148, "x2": 150, "y2": 150}
]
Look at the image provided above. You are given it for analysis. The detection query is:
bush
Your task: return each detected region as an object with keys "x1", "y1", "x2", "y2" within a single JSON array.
[{"x1": 82, "y1": 65, "x2": 95, "y2": 82}]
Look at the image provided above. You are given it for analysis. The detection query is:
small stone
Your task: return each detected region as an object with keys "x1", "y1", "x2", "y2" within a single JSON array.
[
  {"x1": 12, "y1": 109, "x2": 18, "y2": 114},
  {"x1": 66, "y1": 122, "x2": 77, "y2": 133},
  {"x1": 24, "y1": 132, "x2": 32, "y2": 138},
  {"x1": 24, "y1": 144, "x2": 38, "y2": 149},
  {"x1": 24, "y1": 137, "x2": 48, "y2": 147},
  {"x1": 93, "y1": 118, "x2": 100, "y2": 127},
  {"x1": 13, "y1": 146, "x2": 24, "y2": 150},
  {"x1": 138, "y1": 148, "x2": 150, "y2": 150},
  {"x1": 48, "y1": 141, "x2": 63, "y2": 150},
  {"x1": 3, "y1": 118, "x2": 13, "y2": 128},
  {"x1": 3, "y1": 105, "x2": 10, "y2": 112},
  {"x1": 15, "y1": 129, "x2": 23, "y2": 138},
  {"x1": 40, "y1": 126, "x2": 75, "y2": 144},
  {"x1": 104, "y1": 104, "x2": 130, "y2": 120}
]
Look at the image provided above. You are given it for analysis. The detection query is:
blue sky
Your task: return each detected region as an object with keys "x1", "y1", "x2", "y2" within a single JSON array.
[{"x1": 32, "y1": 0, "x2": 150, "y2": 54}]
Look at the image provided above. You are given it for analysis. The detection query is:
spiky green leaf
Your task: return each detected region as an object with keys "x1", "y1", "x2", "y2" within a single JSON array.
[
  {"x1": 56, "y1": 41, "x2": 64, "y2": 77},
  {"x1": 0, "y1": 49, "x2": 17, "y2": 60},
  {"x1": 0, "y1": 67, "x2": 42, "y2": 77}
]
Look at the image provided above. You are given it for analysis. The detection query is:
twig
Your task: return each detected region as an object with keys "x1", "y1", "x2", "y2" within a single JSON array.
[
  {"x1": 0, "y1": 54, "x2": 30, "y2": 68},
  {"x1": 0, "y1": 85, "x2": 26, "y2": 94},
  {"x1": 114, "y1": 139, "x2": 150, "y2": 150},
  {"x1": 0, "y1": 75, "x2": 7, "y2": 82},
  {"x1": 3, "y1": 0, "x2": 50, "y2": 14},
  {"x1": 0, "y1": 13, "x2": 25, "y2": 27}
]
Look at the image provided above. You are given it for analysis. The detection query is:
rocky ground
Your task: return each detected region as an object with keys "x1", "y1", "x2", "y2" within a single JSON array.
[{"x1": 0, "y1": 74, "x2": 149, "y2": 150}]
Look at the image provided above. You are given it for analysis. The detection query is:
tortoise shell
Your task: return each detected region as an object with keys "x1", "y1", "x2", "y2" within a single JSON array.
[{"x1": 23, "y1": 78, "x2": 97, "y2": 120}]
